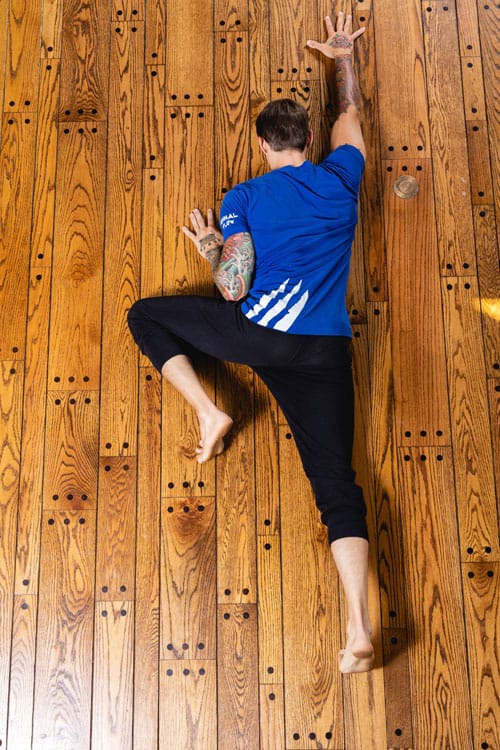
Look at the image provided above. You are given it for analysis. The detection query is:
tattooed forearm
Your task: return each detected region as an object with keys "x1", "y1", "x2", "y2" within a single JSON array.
[
  {"x1": 334, "y1": 55, "x2": 361, "y2": 115},
  {"x1": 199, "y1": 232, "x2": 223, "y2": 271},
  {"x1": 214, "y1": 232, "x2": 255, "y2": 301}
]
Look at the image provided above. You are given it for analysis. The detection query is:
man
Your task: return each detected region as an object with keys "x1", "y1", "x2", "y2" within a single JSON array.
[{"x1": 128, "y1": 11, "x2": 373, "y2": 672}]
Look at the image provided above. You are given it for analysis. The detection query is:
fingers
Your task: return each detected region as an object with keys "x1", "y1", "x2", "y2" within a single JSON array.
[
  {"x1": 351, "y1": 26, "x2": 366, "y2": 41},
  {"x1": 325, "y1": 14, "x2": 335, "y2": 37},
  {"x1": 181, "y1": 225, "x2": 197, "y2": 243},
  {"x1": 188, "y1": 208, "x2": 206, "y2": 231}
]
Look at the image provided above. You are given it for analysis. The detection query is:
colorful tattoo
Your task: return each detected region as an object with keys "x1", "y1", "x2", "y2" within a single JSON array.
[
  {"x1": 334, "y1": 55, "x2": 361, "y2": 115},
  {"x1": 199, "y1": 232, "x2": 223, "y2": 270},
  {"x1": 328, "y1": 33, "x2": 353, "y2": 54},
  {"x1": 214, "y1": 232, "x2": 255, "y2": 300}
]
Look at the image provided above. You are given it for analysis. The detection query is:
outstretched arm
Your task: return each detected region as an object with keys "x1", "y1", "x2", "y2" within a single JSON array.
[
  {"x1": 307, "y1": 11, "x2": 366, "y2": 157},
  {"x1": 182, "y1": 208, "x2": 255, "y2": 301}
]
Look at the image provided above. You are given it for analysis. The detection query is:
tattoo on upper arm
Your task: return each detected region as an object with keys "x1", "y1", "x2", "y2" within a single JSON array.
[{"x1": 214, "y1": 232, "x2": 255, "y2": 301}]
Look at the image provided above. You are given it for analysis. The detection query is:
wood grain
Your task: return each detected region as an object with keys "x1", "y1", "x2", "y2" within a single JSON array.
[
  {"x1": 5, "y1": 0, "x2": 40, "y2": 111},
  {"x1": 398, "y1": 447, "x2": 473, "y2": 750},
  {"x1": 7, "y1": 595, "x2": 37, "y2": 749},
  {"x1": 159, "y1": 659, "x2": 217, "y2": 749},
  {"x1": 0, "y1": 362, "x2": 23, "y2": 746},
  {"x1": 33, "y1": 511, "x2": 95, "y2": 750},
  {"x1": 41, "y1": 0, "x2": 63, "y2": 58},
  {"x1": 0, "y1": 115, "x2": 36, "y2": 359},
  {"x1": 59, "y1": 0, "x2": 109, "y2": 120},
  {"x1": 257, "y1": 535, "x2": 283, "y2": 684},
  {"x1": 279, "y1": 426, "x2": 343, "y2": 749},
  {"x1": 92, "y1": 601, "x2": 134, "y2": 750},
  {"x1": 43, "y1": 391, "x2": 98, "y2": 510},
  {"x1": 383, "y1": 159, "x2": 451, "y2": 444},
  {"x1": 368, "y1": 303, "x2": 407, "y2": 628},
  {"x1": 466, "y1": 121, "x2": 495, "y2": 205},
  {"x1": 48, "y1": 123, "x2": 105, "y2": 387},
  {"x1": 96, "y1": 457, "x2": 137, "y2": 600},
  {"x1": 160, "y1": 496, "x2": 216, "y2": 660},
  {"x1": 145, "y1": 0, "x2": 166, "y2": 65},
  {"x1": 374, "y1": 0, "x2": 430, "y2": 156},
  {"x1": 441, "y1": 275, "x2": 499, "y2": 559},
  {"x1": 99, "y1": 21, "x2": 143, "y2": 455},
  {"x1": 382, "y1": 629, "x2": 414, "y2": 748},
  {"x1": 217, "y1": 604, "x2": 259, "y2": 750},
  {"x1": 473, "y1": 204, "x2": 500, "y2": 379},
  {"x1": 423, "y1": 3, "x2": 476, "y2": 275},
  {"x1": 165, "y1": 0, "x2": 214, "y2": 105},
  {"x1": 135, "y1": 367, "x2": 161, "y2": 750},
  {"x1": 462, "y1": 563, "x2": 500, "y2": 750}
]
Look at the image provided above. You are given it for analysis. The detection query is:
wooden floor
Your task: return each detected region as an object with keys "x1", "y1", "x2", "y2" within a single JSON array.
[{"x1": 0, "y1": 0, "x2": 499, "y2": 748}]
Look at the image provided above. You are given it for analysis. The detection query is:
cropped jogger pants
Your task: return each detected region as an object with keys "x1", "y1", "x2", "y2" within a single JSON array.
[{"x1": 127, "y1": 295, "x2": 368, "y2": 543}]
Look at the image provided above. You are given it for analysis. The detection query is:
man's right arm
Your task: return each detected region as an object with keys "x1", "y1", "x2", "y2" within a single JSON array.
[{"x1": 307, "y1": 11, "x2": 366, "y2": 158}]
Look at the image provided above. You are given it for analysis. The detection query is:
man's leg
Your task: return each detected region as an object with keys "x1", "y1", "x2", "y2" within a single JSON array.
[{"x1": 161, "y1": 354, "x2": 233, "y2": 463}]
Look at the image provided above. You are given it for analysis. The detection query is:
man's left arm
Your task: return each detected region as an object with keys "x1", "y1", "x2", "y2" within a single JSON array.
[{"x1": 182, "y1": 208, "x2": 255, "y2": 301}]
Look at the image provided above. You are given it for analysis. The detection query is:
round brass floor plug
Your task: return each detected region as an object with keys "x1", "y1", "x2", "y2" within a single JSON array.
[{"x1": 393, "y1": 175, "x2": 419, "y2": 199}]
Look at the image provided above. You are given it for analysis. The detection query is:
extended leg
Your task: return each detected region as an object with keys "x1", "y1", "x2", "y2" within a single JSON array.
[
  {"x1": 331, "y1": 537, "x2": 373, "y2": 673},
  {"x1": 161, "y1": 354, "x2": 233, "y2": 463}
]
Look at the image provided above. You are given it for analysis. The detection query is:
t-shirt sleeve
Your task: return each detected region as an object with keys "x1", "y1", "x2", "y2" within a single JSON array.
[
  {"x1": 220, "y1": 186, "x2": 250, "y2": 240},
  {"x1": 320, "y1": 144, "x2": 365, "y2": 195}
]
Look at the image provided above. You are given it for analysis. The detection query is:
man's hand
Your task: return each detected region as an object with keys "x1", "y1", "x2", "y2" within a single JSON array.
[
  {"x1": 182, "y1": 208, "x2": 224, "y2": 262},
  {"x1": 307, "y1": 11, "x2": 365, "y2": 59}
]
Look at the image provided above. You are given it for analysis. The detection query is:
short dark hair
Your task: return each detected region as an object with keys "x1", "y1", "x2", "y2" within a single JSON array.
[{"x1": 256, "y1": 98, "x2": 309, "y2": 152}]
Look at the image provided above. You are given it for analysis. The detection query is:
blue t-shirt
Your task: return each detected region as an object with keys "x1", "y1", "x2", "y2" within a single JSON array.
[{"x1": 220, "y1": 144, "x2": 364, "y2": 335}]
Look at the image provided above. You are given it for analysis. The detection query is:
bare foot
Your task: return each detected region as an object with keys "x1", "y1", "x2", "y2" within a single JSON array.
[
  {"x1": 339, "y1": 624, "x2": 374, "y2": 674},
  {"x1": 196, "y1": 409, "x2": 233, "y2": 463}
]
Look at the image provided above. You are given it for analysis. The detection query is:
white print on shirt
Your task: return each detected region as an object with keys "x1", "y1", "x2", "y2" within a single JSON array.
[
  {"x1": 220, "y1": 212, "x2": 238, "y2": 230},
  {"x1": 245, "y1": 278, "x2": 310, "y2": 332}
]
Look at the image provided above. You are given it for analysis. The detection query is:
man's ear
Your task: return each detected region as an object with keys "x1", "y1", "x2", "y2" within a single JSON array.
[
  {"x1": 306, "y1": 130, "x2": 314, "y2": 148},
  {"x1": 258, "y1": 136, "x2": 269, "y2": 155}
]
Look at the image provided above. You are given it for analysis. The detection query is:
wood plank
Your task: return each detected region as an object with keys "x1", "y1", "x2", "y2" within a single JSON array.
[
  {"x1": 473, "y1": 205, "x2": 500, "y2": 379},
  {"x1": 31, "y1": 59, "x2": 59, "y2": 267},
  {"x1": 461, "y1": 56, "x2": 487, "y2": 120},
  {"x1": 134, "y1": 366, "x2": 161, "y2": 750},
  {"x1": 43, "y1": 390, "x2": 99, "y2": 510},
  {"x1": 257, "y1": 535, "x2": 283, "y2": 684},
  {"x1": 162, "y1": 104, "x2": 216, "y2": 495},
  {"x1": 0, "y1": 362, "x2": 23, "y2": 746},
  {"x1": 383, "y1": 159, "x2": 451, "y2": 444},
  {"x1": 7, "y1": 595, "x2": 37, "y2": 748},
  {"x1": 254, "y1": 376, "x2": 280, "y2": 535},
  {"x1": 259, "y1": 683, "x2": 285, "y2": 750},
  {"x1": 145, "y1": 0, "x2": 166, "y2": 65},
  {"x1": 215, "y1": 0, "x2": 248, "y2": 30},
  {"x1": 441, "y1": 275, "x2": 499, "y2": 559},
  {"x1": 217, "y1": 604, "x2": 259, "y2": 750},
  {"x1": 343, "y1": 324, "x2": 387, "y2": 750},
  {"x1": 48, "y1": 122, "x2": 105, "y2": 387},
  {"x1": 159, "y1": 659, "x2": 217, "y2": 749},
  {"x1": 216, "y1": 363, "x2": 256, "y2": 604},
  {"x1": 0, "y1": 115, "x2": 36, "y2": 360},
  {"x1": 4, "y1": 0, "x2": 40, "y2": 111},
  {"x1": 355, "y1": 4, "x2": 387, "y2": 301},
  {"x1": 215, "y1": 31, "x2": 250, "y2": 194},
  {"x1": 374, "y1": 0, "x2": 430, "y2": 156},
  {"x1": 143, "y1": 64, "x2": 164, "y2": 168},
  {"x1": 462, "y1": 563, "x2": 500, "y2": 750},
  {"x1": 367, "y1": 303, "x2": 407, "y2": 628},
  {"x1": 477, "y1": 2, "x2": 500, "y2": 230},
  {"x1": 99, "y1": 21, "x2": 143, "y2": 455},
  {"x1": 488, "y1": 379, "x2": 500, "y2": 512},
  {"x1": 456, "y1": 0, "x2": 481, "y2": 57},
  {"x1": 33, "y1": 510, "x2": 95, "y2": 750},
  {"x1": 248, "y1": 0, "x2": 270, "y2": 175},
  {"x1": 466, "y1": 121, "x2": 495, "y2": 205},
  {"x1": 160, "y1": 496, "x2": 216, "y2": 660},
  {"x1": 165, "y1": 0, "x2": 214, "y2": 105},
  {"x1": 96, "y1": 457, "x2": 137, "y2": 600},
  {"x1": 423, "y1": 2, "x2": 476, "y2": 275},
  {"x1": 41, "y1": 0, "x2": 63, "y2": 58},
  {"x1": 16, "y1": 270, "x2": 50, "y2": 594},
  {"x1": 279, "y1": 426, "x2": 343, "y2": 749},
  {"x1": 0, "y1": 0, "x2": 8, "y2": 111},
  {"x1": 270, "y1": 0, "x2": 320, "y2": 84},
  {"x1": 59, "y1": 0, "x2": 109, "y2": 120},
  {"x1": 92, "y1": 601, "x2": 134, "y2": 750},
  {"x1": 397, "y1": 447, "x2": 473, "y2": 749},
  {"x1": 112, "y1": 0, "x2": 143, "y2": 21},
  {"x1": 382, "y1": 629, "x2": 414, "y2": 748}
]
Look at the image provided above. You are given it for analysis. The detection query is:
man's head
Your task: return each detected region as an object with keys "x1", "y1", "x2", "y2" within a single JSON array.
[{"x1": 256, "y1": 98, "x2": 311, "y2": 153}]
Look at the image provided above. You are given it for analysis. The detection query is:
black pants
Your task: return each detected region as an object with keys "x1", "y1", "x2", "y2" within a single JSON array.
[{"x1": 127, "y1": 296, "x2": 367, "y2": 543}]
